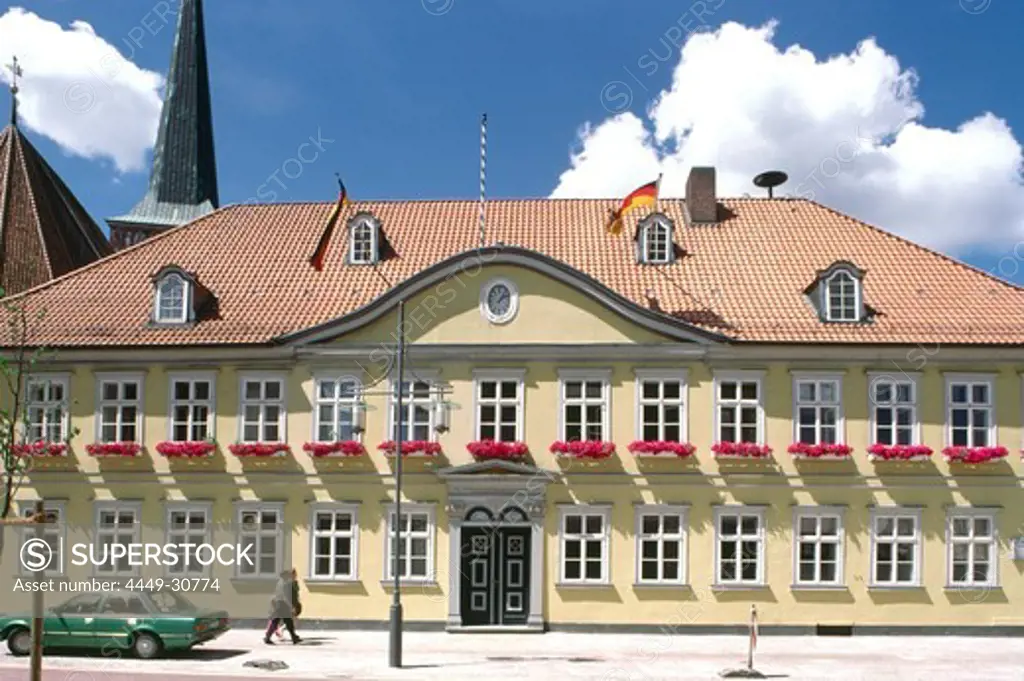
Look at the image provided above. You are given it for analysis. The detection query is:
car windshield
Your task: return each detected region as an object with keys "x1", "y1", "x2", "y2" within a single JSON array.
[{"x1": 147, "y1": 590, "x2": 197, "y2": 614}]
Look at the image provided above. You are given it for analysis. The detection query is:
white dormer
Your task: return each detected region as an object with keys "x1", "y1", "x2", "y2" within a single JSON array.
[
  {"x1": 636, "y1": 213, "x2": 674, "y2": 264},
  {"x1": 153, "y1": 268, "x2": 191, "y2": 324},
  {"x1": 811, "y1": 261, "x2": 866, "y2": 323},
  {"x1": 348, "y1": 213, "x2": 381, "y2": 265}
]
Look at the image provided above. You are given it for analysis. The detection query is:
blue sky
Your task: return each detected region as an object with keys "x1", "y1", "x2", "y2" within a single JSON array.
[{"x1": 3, "y1": 0, "x2": 1024, "y2": 282}]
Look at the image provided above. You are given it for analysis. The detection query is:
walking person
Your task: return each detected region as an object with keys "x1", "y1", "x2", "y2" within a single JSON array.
[{"x1": 264, "y1": 568, "x2": 302, "y2": 645}]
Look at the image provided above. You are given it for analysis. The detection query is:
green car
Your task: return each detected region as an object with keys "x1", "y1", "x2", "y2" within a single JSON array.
[{"x1": 0, "y1": 589, "x2": 230, "y2": 659}]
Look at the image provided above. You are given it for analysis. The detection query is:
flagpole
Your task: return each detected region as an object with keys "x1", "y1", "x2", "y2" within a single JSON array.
[{"x1": 479, "y1": 112, "x2": 488, "y2": 249}]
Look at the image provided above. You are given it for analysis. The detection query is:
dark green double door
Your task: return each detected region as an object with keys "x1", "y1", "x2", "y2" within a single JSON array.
[{"x1": 460, "y1": 526, "x2": 530, "y2": 626}]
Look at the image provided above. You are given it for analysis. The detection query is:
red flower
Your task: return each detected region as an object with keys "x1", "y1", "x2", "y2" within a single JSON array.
[
  {"x1": 867, "y1": 444, "x2": 933, "y2": 461},
  {"x1": 942, "y1": 446, "x2": 1008, "y2": 464},
  {"x1": 155, "y1": 441, "x2": 216, "y2": 458},
  {"x1": 711, "y1": 442, "x2": 773, "y2": 458},
  {"x1": 549, "y1": 440, "x2": 615, "y2": 459},
  {"x1": 627, "y1": 441, "x2": 696, "y2": 457},
  {"x1": 787, "y1": 442, "x2": 852, "y2": 459},
  {"x1": 302, "y1": 441, "x2": 366, "y2": 457},
  {"x1": 12, "y1": 441, "x2": 67, "y2": 457},
  {"x1": 228, "y1": 443, "x2": 291, "y2": 458},
  {"x1": 377, "y1": 440, "x2": 441, "y2": 456},
  {"x1": 85, "y1": 442, "x2": 142, "y2": 458},
  {"x1": 466, "y1": 440, "x2": 528, "y2": 460}
]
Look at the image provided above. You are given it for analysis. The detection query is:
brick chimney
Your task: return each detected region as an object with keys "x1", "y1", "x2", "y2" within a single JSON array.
[{"x1": 685, "y1": 166, "x2": 718, "y2": 224}]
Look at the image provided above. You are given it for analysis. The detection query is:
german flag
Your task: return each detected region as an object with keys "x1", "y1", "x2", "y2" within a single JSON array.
[
  {"x1": 607, "y1": 177, "x2": 660, "y2": 235},
  {"x1": 309, "y1": 177, "x2": 350, "y2": 271}
]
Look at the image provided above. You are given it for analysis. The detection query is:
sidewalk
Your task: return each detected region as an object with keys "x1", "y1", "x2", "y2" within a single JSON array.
[{"x1": 1, "y1": 628, "x2": 1023, "y2": 680}]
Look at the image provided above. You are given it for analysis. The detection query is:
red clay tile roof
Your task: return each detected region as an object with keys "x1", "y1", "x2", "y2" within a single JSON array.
[
  {"x1": 0, "y1": 125, "x2": 112, "y2": 296},
  {"x1": 3, "y1": 197, "x2": 1023, "y2": 347}
]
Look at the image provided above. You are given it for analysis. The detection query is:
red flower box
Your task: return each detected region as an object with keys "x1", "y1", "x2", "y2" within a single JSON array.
[
  {"x1": 712, "y1": 442, "x2": 773, "y2": 459},
  {"x1": 303, "y1": 441, "x2": 366, "y2": 457},
  {"x1": 627, "y1": 441, "x2": 696, "y2": 458},
  {"x1": 467, "y1": 440, "x2": 528, "y2": 460},
  {"x1": 155, "y1": 441, "x2": 216, "y2": 458},
  {"x1": 378, "y1": 440, "x2": 441, "y2": 456},
  {"x1": 229, "y1": 443, "x2": 290, "y2": 458},
  {"x1": 787, "y1": 442, "x2": 853, "y2": 459},
  {"x1": 867, "y1": 444, "x2": 933, "y2": 461},
  {"x1": 85, "y1": 442, "x2": 142, "y2": 458},
  {"x1": 943, "y1": 446, "x2": 1008, "y2": 464},
  {"x1": 13, "y1": 441, "x2": 67, "y2": 457},
  {"x1": 549, "y1": 440, "x2": 615, "y2": 459}
]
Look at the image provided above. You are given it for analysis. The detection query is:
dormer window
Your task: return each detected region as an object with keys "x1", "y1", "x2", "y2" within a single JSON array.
[
  {"x1": 636, "y1": 214, "x2": 675, "y2": 264},
  {"x1": 155, "y1": 273, "x2": 189, "y2": 324},
  {"x1": 348, "y1": 214, "x2": 381, "y2": 265},
  {"x1": 808, "y1": 262, "x2": 866, "y2": 323}
]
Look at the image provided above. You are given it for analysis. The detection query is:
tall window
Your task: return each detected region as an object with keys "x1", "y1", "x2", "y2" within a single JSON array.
[
  {"x1": 236, "y1": 504, "x2": 284, "y2": 578},
  {"x1": 349, "y1": 222, "x2": 377, "y2": 264},
  {"x1": 793, "y1": 508, "x2": 843, "y2": 586},
  {"x1": 25, "y1": 375, "x2": 69, "y2": 443},
  {"x1": 824, "y1": 270, "x2": 859, "y2": 322},
  {"x1": 391, "y1": 379, "x2": 434, "y2": 441},
  {"x1": 715, "y1": 373, "x2": 762, "y2": 443},
  {"x1": 95, "y1": 503, "x2": 141, "y2": 577},
  {"x1": 947, "y1": 375, "x2": 994, "y2": 447},
  {"x1": 636, "y1": 372, "x2": 687, "y2": 442},
  {"x1": 385, "y1": 504, "x2": 434, "y2": 581},
  {"x1": 166, "y1": 504, "x2": 211, "y2": 576},
  {"x1": 310, "y1": 505, "x2": 358, "y2": 581},
  {"x1": 96, "y1": 374, "x2": 142, "y2": 443},
  {"x1": 948, "y1": 510, "x2": 997, "y2": 588},
  {"x1": 560, "y1": 371, "x2": 609, "y2": 441},
  {"x1": 870, "y1": 374, "x2": 918, "y2": 445},
  {"x1": 641, "y1": 222, "x2": 671, "y2": 264},
  {"x1": 475, "y1": 373, "x2": 523, "y2": 442},
  {"x1": 169, "y1": 374, "x2": 214, "y2": 442},
  {"x1": 714, "y1": 507, "x2": 765, "y2": 586},
  {"x1": 636, "y1": 506, "x2": 687, "y2": 584},
  {"x1": 559, "y1": 506, "x2": 610, "y2": 584},
  {"x1": 313, "y1": 376, "x2": 361, "y2": 442},
  {"x1": 794, "y1": 375, "x2": 842, "y2": 445},
  {"x1": 19, "y1": 502, "x2": 65, "y2": 576},
  {"x1": 870, "y1": 508, "x2": 921, "y2": 587},
  {"x1": 240, "y1": 376, "x2": 285, "y2": 443},
  {"x1": 155, "y1": 273, "x2": 187, "y2": 323}
]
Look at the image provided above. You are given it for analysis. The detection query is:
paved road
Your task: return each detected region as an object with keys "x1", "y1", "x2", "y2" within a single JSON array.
[{"x1": 1, "y1": 629, "x2": 1023, "y2": 680}]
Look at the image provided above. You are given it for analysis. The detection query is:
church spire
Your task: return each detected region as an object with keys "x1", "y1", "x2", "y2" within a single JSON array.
[
  {"x1": 108, "y1": 0, "x2": 219, "y2": 248},
  {"x1": 5, "y1": 56, "x2": 22, "y2": 127}
]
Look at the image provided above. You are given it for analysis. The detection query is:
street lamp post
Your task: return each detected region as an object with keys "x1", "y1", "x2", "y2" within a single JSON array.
[{"x1": 388, "y1": 299, "x2": 405, "y2": 668}]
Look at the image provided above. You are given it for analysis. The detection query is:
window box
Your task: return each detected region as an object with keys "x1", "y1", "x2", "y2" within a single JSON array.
[
  {"x1": 867, "y1": 444, "x2": 933, "y2": 462},
  {"x1": 787, "y1": 443, "x2": 852, "y2": 460},
  {"x1": 229, "y1": 442, "x2": 290, "y2": 458},
  {"x1": 13, "y1": 441, "x2": 67, "y2": 457},
  {"x1": 549, "y1": 440, "x2": 615, "y2": 459},
  {"x1": 303, "y1": 441, "x2": 366, "y2": 458},
  {"x1": 466, "y1": 440, "x2": 528, "y2": 460},
  {"x1": 378, "y1": 440, "x2": 441, "y2": 456},
  {"x1": 711, "y1": 442, "x2": 772, "y2": 459},
  {"x1": 85, "y1": 442, "x2": 143, "y2": 458},
  {"x1": 155, "y1": 441, "x2": 216, "y2": 458},
  {"x1": 628, "y1": 440, "x2": 695, "y2": 458},
  {"x1": 942, "y1": 446, "x2": 1008, "y2": 464}
]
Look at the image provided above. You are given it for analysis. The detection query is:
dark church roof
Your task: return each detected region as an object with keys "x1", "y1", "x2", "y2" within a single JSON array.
[{"x1": 0, "y1": 124, "x2": 111, "y2": 296}]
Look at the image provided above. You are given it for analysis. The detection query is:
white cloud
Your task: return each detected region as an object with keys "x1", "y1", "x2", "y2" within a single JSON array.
[
  {"x1": 552, "y1": 21, "x2": 1024, "y2": 254},
  {"x1": 0, "y1": 7, "x2": 163, "y2": 173}
]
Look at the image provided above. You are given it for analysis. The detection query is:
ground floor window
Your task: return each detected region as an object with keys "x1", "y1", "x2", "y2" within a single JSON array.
[
  {"x1": 793, "y1": 507, "x2": 844, "y2": 586},
  {"x1": 166, "y1": 504, "x2": 211, "y2": 576},
  {"x1": 94, "y1": 502, "x2": 141, "y2": 577},
  {"x1": 310, "y1": 504, "x2": 358, "y2": 581},
  {"x1": 19, "y1": 502, "x2": 65, "y2": 576},
  {"x1": 635, "y1": 505, "x2": 688, "y2": 584},
  {"x1": 236, "y1": 503, "x2": 284, "y2": 578},
  {"x1": 948, "y1": 509, "x2": 997, "y2": 588},
  {"x1": 714, "y1": 507, "x2": 765, "y2": 586},
  {"x1": 870, "y1": 508, "x2": 921, "y2": 587},
  {"x1": 559, "y1": 506, "x2": 611, "y2": 584},
  {"x1": 385, "y1": 504, "x2": 435, "y2": 581}
]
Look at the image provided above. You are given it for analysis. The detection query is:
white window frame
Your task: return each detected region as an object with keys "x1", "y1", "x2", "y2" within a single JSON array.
[
  {"x1": 869, "y1": 507, "x2": 923, "y2": 588},
  {"x1": 94, "y1": 372, "x2": 144, "y2": 444},
  {"x1": 639, "y1": 220, "x2": 672, "y2": 264},
  {"x1": 791, "y1": 372, "x2": 845, "y2": 445},
  {"x1": 154, "y1": 272, "x2": 190, "y2": 324},
  {"x1": 634, "y1": 504, "x2": 688, "y2": 585},
  {"x1": 18, "y1": 500, "x2": 66, "y2": 577},
  {"x1": 634, "y1": 369, "x2": 688, "y2": 443},
  {"x1": 165, "y1": 502, "x2": 213, "y2": 577},
  {"x1": 868, "y1": 372, "x2": 921, "y2": 446},
  {"x1": 24, "y1": 373, "x2": 70, "y2": 443},
  {"x1": 93, "y1": 501, "x2": 143, "y2": 578},
  {"x1": 167, "y1": 372, "x2": 216, "y2": 442},
  {"x1": 823, "y1": 269, "x2": 860, "y2": 322},
  {"x1": 558, "y1": 504, "x2": 612, "y2": 585},
  {"x1": 944, "y1": 373, "x2": 997, "y2": 448},
  {"x1": 308, "y1": 503, "x2": 359, "y2": 582},
  {"x1": 558, "y1": 369, "x2": 611, "y2": 442},
  {"x1": 386, "y1": 370, "x2": 439, "y2": 442},
  {"x1": 792, "y1": 506, "x2": 845, "y2": 587},
  {"x1": 713, "y1": 506, "x2": 767, "y2": 587},
  {"x1": 472, "y1": 369, "x2": 525, "y2": 442},
  {"x1": 349, "y1": 219, "x2": 378, "y2": 265},
  {"x1": 312, "y1": 374, "x2": 363, "y2": 443},
  {"x1": 713, "y1": 371, "x2": 765, "y2": 444},
  {"x1": 383, "y1": 503, "x2": 435, "y2": 583},
  {"x1": 946, "y1": 508, "x2": 998, "y2": 589},
  {"x1": 238, "y1": 373, "x2": 287, "y2": 443},
  {"x1": 235, "y1": 502, "x2": 286, "y2": 580}
]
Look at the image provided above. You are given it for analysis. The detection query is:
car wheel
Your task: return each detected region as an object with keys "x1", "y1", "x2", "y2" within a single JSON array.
[
  {"x1": 6, "y1": 628, "x2": 31, "y2": 656},
  {"x1": 132, "y1": 633, "x2": 162, "y2": 660}
]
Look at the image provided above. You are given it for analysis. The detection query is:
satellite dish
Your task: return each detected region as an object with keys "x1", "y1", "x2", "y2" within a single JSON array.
[{"x1": 753, "y1": 170, "x2": 789, "y2": 198}]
